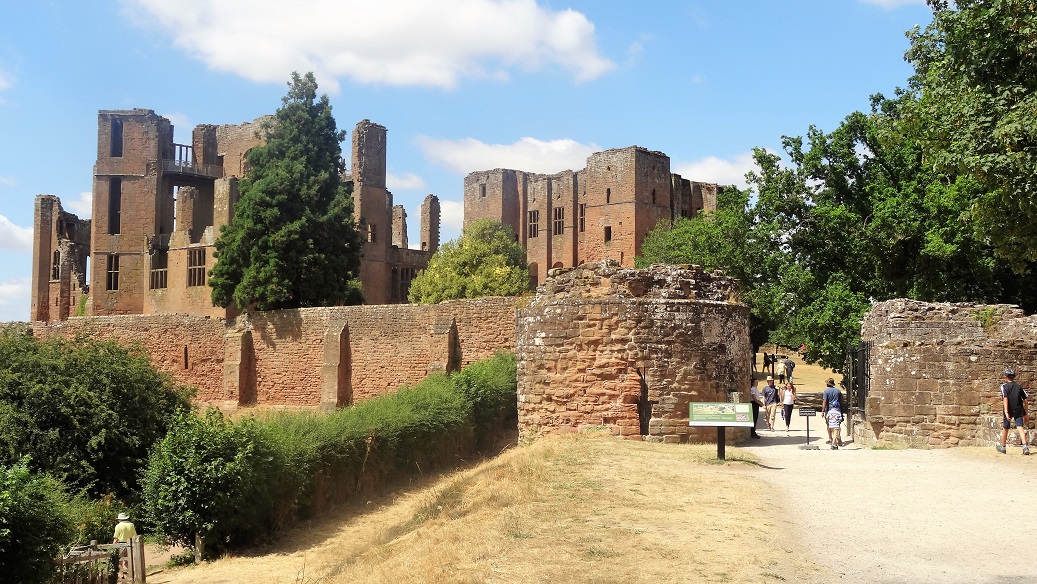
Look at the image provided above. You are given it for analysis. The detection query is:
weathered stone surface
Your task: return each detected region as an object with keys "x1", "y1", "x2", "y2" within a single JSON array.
[
  {"x1": 516, "y1": 261, "x2": 750, "y2": 443},
  {"x1": 857, "y1": 299, "x2": 1037, "y2": 448}
]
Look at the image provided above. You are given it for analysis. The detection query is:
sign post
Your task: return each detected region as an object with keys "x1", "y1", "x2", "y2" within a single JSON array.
[
  {"x1": 798, "y1": 407, "x2": 819, "y2": 450},
  {"x1": 688, "y1": 402, "x2": 755, "y2": 460}
]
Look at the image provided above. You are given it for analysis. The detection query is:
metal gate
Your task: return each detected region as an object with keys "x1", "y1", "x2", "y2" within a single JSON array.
[{"x1": 844, "y1": 341, "x2": 871, "y2": 435}]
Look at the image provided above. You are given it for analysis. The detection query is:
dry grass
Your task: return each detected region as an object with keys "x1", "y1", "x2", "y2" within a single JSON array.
[
  {"x1": 148, "y1": 431, "x2": 818, "y2": 584},
  {"x1": 756, "y1": 344, "x2": 838, "y2": 392}
]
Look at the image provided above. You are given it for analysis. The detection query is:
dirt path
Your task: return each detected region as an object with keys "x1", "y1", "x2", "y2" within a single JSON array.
[{"x1": 742, "y1": 408, "x2": 1037, "y2": 584}]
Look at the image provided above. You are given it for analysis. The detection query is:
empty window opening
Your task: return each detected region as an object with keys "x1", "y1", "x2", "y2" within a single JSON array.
[
  {"x1": 552, "y1": 207, "x2": 564, "y2": 236},
  {"x1": 421, "y1": 241, "x2": 427, "y2": 251},
  {"x1": 110, "y1": 117, "x2": 123, "y2": 157},
  {"x1": 51, "y1": 251, "x2": 60, "y2": 280},
  {"x1": 187, "y1": 248, "x2": 206, "y2": 287},
  {"x1": 479, "y1": 184, "x2": 486, "y2": 199},
  {"x1": 652, "y1": 189, "x2": 657, "y2": 204},
  {"x1": 150, "y1": 251, "x2": 168, "y2": 289},
  {"x1": 108, "y1": 178, "x2": 122, "y2": 235},
  {"x1": 183, "y1": 346, "x2": 189, "y2": 369},
  {"x1": 105, "y1": 254, "x2": 119, "y2": 291},
  {"x1": 606, "y1": 188, "x2": 611, "y2": 204},
  {"x1": 368, "y1": 223, "x2": 377, "y2": 243},
  {"x1": 578, "y1": 204, "x2": 586, "y2": 233},
  {"x1": 604, "y1": 226, "x2": 612, "y2": 243},
  {"x1": 527, "y1": 210, "x2": 539, "y2": 238}
]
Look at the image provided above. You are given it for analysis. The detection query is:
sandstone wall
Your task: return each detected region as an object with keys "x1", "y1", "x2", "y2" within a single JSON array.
[
  {"x1": 32, "y1": 297, "x2": 518, "y2": 410},
  {"x1": 858, "y1": 299, "x2": 1037, "y2": 447},
  {"x1": 516, "y1": 262, "x2": 750, "y2": 442}
]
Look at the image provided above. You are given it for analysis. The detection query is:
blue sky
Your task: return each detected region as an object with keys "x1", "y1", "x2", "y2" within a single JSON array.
[{"x1": 0, "y1": 0, "x2": 934, "y2": 321}]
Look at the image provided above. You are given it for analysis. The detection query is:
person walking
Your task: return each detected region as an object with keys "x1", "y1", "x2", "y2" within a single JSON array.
[
  {"x1": 781, "y1": 382, "x2": 796, "y2": 431},
  {"x1": 826, "y1": 406, "x2": 843, "y2": 450},
  {"x1": 784, "y1": 357, "x2": 796, "y2": 384},
  {"x1": 112, "y1": 512, "x2": 136, "y2": 544},
  {"x1": 749, "y1": 379, "x2": 763, "y2": 439},
  {"x1": 775, "y1": 358, "x2": 786, "y2": 385},
  {"x1": 997, "y1": 367, "x2": 1030, "y2": 454},
  {"x1": 762, "y1": 376, "x2": 780, "y2": 431},
  {"x1": 821, "y1": 378, "x2": 843, "y2": 445}
]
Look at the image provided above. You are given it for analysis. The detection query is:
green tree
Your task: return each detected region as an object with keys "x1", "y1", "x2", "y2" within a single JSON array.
[
  {"x1": 0, "y1": 328, "x2": 193, "y2": 499},
  {"x1": 905, "y1": 0, "x2": 1037, "y2": 269},
  {"x1": 142, "y1": 409, "x2": 283, "y2": 557},
  {"x1": 408, "y1": 219, "x2": 531, "y2": 304},
  {"x1": 209, "y1": 72, "x2": 363, "y2": 310},
  {"x1": 0, "y1": 459, "x2": 74, "y2": 584}
]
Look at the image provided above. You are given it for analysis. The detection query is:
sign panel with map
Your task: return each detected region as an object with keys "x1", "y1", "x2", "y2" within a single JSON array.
[{"x1": 688, "y1": 402, "x2": 755, "y2": 427}]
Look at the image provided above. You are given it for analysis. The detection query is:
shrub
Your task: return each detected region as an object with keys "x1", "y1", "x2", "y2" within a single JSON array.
[
  {"x1": 0, "y1": 328, "x2": 194, "y2": 499},
  {"x1": 0, "y1": 459, "x2": 74, "y2": 584},
  {"x1": 143, "y1": 353, "x2": 518, "y2": 555}
]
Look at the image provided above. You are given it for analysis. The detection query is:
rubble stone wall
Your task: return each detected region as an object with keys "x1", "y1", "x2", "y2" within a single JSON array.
[
  {"x1": 858, "y1": 299, "x2": 1037, "y2": 448},
  {"x1": 516, "y1": 262, "x2": 750, "y2": 442}
]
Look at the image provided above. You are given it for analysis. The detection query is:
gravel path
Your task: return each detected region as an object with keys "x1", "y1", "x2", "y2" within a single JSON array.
[{"x1": 743, "y1": 407, "x2": 1037, "y2": 584}]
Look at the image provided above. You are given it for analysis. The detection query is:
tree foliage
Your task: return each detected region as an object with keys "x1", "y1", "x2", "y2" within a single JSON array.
[
  {"x1": 408, "y1": 219, "x2": 531, "y2": 304},
  {"x1": 210, "y1": 72, "x2": 364, "y2": 311},
  {"x1": 906, "y1": 0, "x2": 1037, "y2": 268},
  {"x1": 0, "y1": 327, "x2": 194, "y2": 499},
  {"x1": 0, "y1": 459, "x2": 74, "y2": 584}
]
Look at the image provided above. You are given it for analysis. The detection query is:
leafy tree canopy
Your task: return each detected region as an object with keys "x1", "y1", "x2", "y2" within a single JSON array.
[
  {"x1": 210, "y1": 72, "x2": 364, "y2": 311},
  {"x1": 0, "y1": 459, "x2": 74, "y2": 584},
  {"x1": 0, "y1": 327, "x2": 194, "y2": 499},
  {"x1": 906, "y1": 0, "x2": 1037, "y2": 269},
  {"x1": 408, "y1": 219, "x2": 531, "y2": 304}
]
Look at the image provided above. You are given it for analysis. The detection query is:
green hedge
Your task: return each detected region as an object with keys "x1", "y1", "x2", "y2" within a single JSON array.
[{"x1": 142, "y1": 352, "x2": 517, "y2": 557}]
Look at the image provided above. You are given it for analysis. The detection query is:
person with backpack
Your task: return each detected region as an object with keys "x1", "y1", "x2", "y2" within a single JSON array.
[
  {"x1": 784, "y1": 358, "x2": 796, "y2": 384},
  {"x1": 821, "y1": 378, "x2": 843, "y2": 446},
  {"x1": 997, "y1": 367, "x2": 1030, "y2": 455}
]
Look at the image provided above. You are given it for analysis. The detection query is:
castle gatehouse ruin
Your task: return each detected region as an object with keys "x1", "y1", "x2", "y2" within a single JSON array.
[
  {"x1": 854, "y1": 299, "x2": 1037, "y2": 448},
  {"x1": 515, "y1": 262, "x2": 750, "y2": 442}
]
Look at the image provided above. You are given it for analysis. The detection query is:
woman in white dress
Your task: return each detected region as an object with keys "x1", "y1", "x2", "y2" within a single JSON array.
[{"x1": 781, "y1": 382, "x2": 796, "y2": 431}]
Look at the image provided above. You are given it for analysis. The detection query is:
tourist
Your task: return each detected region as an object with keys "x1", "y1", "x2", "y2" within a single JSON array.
[
  {"x1": 997, "y1": 367, "x2": 1030, "y2": 455},
  {"x1": 784, "y1": 357, "x2": 796, "y2": 384},
  {"x1": 826, "y1": 405, "x2": 843, "y2": 450},
  {"x1": 113, "y1": 512, "x2": 136, "y2": 544},
  {"x1": 749, "y1": 379, "x2": 763, "y2": 439},
  {"x1": 763, "y1": 376, "x2": 780, "y2": 431},
  {"x1": 821, "y1": 378, "x2": 843, "y2": 445},
  {"x1": 781, "y1": 382, "x2": 796, "y2": 431},
  {"x1": 775, "y1": 358, "x2": 787, "y2": 385}
]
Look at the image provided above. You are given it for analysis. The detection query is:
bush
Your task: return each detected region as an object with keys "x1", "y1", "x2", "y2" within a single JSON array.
[
  {"x1": 0, "y1": 459, "x2": 74, "y2": 584},
  {"x1": 0, "y1": 327, "x2": 194, "y2": 499},
  {"x1": 143, "y1": 353, "x2": 518, "y2": 555}
]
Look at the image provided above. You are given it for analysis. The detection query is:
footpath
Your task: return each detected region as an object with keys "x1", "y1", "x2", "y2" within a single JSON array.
[{"x1": 741, "y1": 404, "x2": 1037, "y2": 584}]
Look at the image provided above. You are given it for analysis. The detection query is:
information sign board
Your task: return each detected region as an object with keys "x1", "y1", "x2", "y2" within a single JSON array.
[
  {"x1": 799, "y1": 407, "x2": 817, "y2": 417},
  {"x1": 688, "y1": 402, "x2": 755, "y2": 427}
]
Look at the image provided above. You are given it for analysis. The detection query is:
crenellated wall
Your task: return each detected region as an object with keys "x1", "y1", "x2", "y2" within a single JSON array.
[
  {"x1": 515, "y1": 261, "x2": 750, "y2": 442},
  {"x1": 858, "y1": 299, "x2": 1037, "y2": 448}
]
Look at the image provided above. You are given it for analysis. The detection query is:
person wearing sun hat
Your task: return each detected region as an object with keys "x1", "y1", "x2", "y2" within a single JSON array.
[{"x1": 112, "y1": 512, "x2": 137, "y2": 544}]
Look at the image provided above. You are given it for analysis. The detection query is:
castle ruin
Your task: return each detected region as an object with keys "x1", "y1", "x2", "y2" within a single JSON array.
[
  {"x1": 464, "y1": 147, "x2": 718, "y2": 287},
  {"x1": 31, "y1": 111, "x2": 440, "y2": 322}
]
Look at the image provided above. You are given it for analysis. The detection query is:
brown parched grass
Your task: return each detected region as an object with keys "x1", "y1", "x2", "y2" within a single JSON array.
[{"x1": 148, "y1": 430, "x2": 819, "y2": 584}]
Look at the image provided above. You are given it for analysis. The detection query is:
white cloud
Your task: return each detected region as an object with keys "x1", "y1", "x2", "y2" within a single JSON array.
[
  {"x1": 386, "y1": 171, "x2": 426, "y2": 191},
  {"x1": 125, "y1": 0, "x2": 615, "y2": 90},
  {"x1": 0, "y1": 215, "x2": 32, "y2": 252},
  {"x1": 416, "y1": 136, "x2": 600, "y2": 175},
  {"x1": 673, "y1": 151, "x2": 759, "y2": 191},
  {"x1": 162, "y1": 111, "x2": 194, "y2": 143},
  {"x1": 0, "y1": 175, "x2": 15, "y2": 187},
  {"x1": 0, "y1": 277, "x2": 30, "y2": 323},
  {"x1": 858, "y1": 0, "x2": 926, "y2": 8},
  {"x1": 439, "y1": 199, "x2": 464, "y2": 243},
  {"x1": 65, "y1": 191, "x2": 93, "y2": 218}
]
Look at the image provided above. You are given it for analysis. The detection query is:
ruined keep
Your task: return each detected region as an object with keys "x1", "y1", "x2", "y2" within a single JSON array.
[
  {"x1": 31, "y1": 111, "x2": 441, "y2": 323},
  {"x1": 515, "y1": 262, "x2": 750, "y2": 442},
  {"x1": 464, "y1": 146, "x2": 718, "y2": 287},
  {"x1": 855, "y1": 299, "x2": 1037, "y2": 448}
]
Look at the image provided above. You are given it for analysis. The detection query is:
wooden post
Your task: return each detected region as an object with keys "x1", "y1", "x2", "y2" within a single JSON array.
[{"x1": 717, "y1": 426, "x2": 726, "y2": 460}]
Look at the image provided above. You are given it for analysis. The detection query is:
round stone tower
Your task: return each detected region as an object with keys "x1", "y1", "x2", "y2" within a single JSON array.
[{"x1": 516, "y1": 261, "x2": 751, "y2": 442}]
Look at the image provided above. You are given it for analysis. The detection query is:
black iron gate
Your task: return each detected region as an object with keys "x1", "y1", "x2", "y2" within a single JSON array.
[{"x1": 844, "y1": 341, "x2": 871, "y2": 435}]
